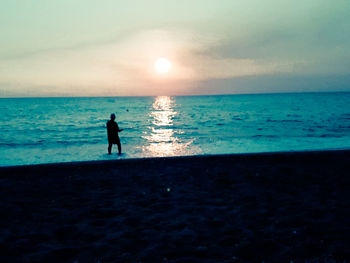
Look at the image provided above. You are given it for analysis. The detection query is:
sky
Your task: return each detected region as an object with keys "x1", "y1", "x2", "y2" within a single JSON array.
[{"x1": 0, "y1": 0, "x2": 350, "y2": 97}]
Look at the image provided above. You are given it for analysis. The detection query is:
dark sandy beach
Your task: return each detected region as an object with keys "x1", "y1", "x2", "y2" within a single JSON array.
[{"x1": 1, "y1": 150, "x2": 350, "y2": 262}]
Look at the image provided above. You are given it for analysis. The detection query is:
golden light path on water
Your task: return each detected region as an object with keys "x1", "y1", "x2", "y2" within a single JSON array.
[{"x1": 142, "y1": 96, "x2": 197, "y2": 157}]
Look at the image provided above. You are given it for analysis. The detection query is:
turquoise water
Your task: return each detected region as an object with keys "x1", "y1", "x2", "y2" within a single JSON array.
[{"x1": 1, "y1": 92, "x2": 350, "y2": 166}]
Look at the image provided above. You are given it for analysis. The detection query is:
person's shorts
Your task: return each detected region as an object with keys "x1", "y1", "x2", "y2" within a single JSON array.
[{"x1": 108, "y1": 136, "x2": 120, "y2": 145}]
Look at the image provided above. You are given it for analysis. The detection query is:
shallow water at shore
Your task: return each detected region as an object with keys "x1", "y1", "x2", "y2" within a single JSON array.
[{"x1": 1, "y1": 92, "x2": 350, "y2": 166}]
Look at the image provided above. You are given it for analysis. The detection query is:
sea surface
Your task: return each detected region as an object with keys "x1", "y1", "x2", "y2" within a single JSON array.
[{"x1": 1, "y1": 92, "x2": 350, "y2": 166}]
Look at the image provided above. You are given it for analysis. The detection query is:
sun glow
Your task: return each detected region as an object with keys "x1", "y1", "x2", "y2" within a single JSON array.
[
  {"x1": 154, "y1": 58, "x2": 171, "y2": 73},
  {"x1": 142, "y1": 96, "x2": 198, "y2": 157}
]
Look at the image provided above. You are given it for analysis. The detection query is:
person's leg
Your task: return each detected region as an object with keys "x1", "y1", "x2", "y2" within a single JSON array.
[
  {"x1": 116, "y1": 137, "x2": 121, "y2": 155},
  {"x1": 117, "y1": 143, "x2": 121, "y2": 155},
  {"x1": 108, "y1": 142, "x2": 112, "y2": 154}
]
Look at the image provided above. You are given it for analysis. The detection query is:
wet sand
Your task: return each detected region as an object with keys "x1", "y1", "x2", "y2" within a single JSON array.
[{"x1": 1, "y1": 150, "x2": 350, "y2": 262}]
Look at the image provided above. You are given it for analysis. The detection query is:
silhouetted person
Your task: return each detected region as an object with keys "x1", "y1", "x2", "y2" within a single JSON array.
[{"x1": 107, "y1": 113, "x2": 123, "y2": 155}]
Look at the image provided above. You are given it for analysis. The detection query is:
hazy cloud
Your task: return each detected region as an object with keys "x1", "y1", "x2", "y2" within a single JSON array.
[{"x1": 0, "y1": 0, "x2": 349, "y2": 96}]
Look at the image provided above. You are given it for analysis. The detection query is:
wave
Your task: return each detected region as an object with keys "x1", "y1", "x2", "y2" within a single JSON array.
[
  {"x1": 319, "y1": 134, "x2": 345, "y2": 138},
  {"x1": 0, "y1": 139, "x2": 103, "y2": 147},
  {"x1": 251, "y1": 135, "x2": 279, "y2": 138},
  {"x1": 266, "y1": 119, "x2": 303, "y2": 123}
]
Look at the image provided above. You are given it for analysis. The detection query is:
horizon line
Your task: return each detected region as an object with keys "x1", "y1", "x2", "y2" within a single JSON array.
[{"x1": 1, "y1": 90, "x2": 350, "y2": 99}]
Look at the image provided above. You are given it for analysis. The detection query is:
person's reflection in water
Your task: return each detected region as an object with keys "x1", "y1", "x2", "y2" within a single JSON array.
[{"x1": 107, "y1": 113, "x2": 123, "y2": 155}]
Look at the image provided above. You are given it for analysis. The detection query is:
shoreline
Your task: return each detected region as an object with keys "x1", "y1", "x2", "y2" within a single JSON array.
[
  {"x1": 1, "y1": 149, "x2": 350, "y2": 262},
  {"x1": 1, "y1": 148, "x2": 350, "y2": 171}
]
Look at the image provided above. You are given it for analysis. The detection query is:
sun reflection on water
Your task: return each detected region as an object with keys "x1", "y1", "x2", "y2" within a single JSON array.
[{"x1": 142, "y1": 96, "x2": 196, "y2": 157}]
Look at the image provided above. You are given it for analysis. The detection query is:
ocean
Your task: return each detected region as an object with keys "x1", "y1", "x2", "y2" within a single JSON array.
[{"x1": 1, "y1": 92, "x2": 350, "y2": 166}]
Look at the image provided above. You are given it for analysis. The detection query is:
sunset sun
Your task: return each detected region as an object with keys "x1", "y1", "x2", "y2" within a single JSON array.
[{"x1": 154, "y1": 58, "x2": 171, "y2": 74}]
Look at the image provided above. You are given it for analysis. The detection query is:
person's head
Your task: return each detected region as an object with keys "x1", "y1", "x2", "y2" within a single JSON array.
[{"x1": 110, "y1": 113, "x2": 116, "y2": 120}]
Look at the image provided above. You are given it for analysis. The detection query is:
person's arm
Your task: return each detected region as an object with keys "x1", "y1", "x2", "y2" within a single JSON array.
[{"x1": 116, "y1": 122, "x2": 123, "y2": 132}]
